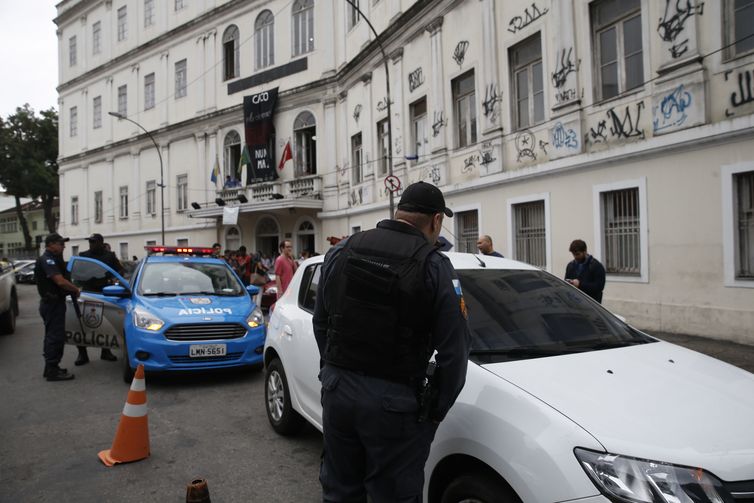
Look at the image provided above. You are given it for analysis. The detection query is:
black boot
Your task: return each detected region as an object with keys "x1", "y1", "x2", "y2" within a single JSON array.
[
  {"x1": 75, "y1": 347, "x2": 90, "y2": 366},
  {"x1": 100, "y1": 348, "x2": 117, "y2": 362},
  {"x1": 44, "y1": 365, "x2": 74, "y2": 381}
]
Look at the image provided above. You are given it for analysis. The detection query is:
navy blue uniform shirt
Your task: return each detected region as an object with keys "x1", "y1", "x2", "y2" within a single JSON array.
[{"x1": 35, "y1": 250, "x2": 67, "y2": 300}]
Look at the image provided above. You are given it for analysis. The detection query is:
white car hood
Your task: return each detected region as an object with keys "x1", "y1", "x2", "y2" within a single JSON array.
[{"x1": 482, "y1": 341, "x2": 754, "y2": 481}]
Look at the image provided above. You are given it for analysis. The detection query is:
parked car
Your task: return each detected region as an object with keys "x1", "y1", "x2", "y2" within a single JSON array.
[
  {"x1": 0, "y1": 260, "x2": 19, "y2": 334},
  {"x1": 65, "y1": 246, "x2": 266, "y2": 382},
  {"x1": 14, "y1": 262, "x2": 35, "y2": 284},
  {"x1": 263, "y1": 253, "x2": 754, "y2": 503}
]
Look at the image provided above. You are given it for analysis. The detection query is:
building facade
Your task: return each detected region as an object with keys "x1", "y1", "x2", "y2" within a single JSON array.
[
  {"x1": 0, "y1": 199, "x2": 59, "y2": 259},
  {"x1": 56, "y1": 0, "x2": 754, "y2": 343}
]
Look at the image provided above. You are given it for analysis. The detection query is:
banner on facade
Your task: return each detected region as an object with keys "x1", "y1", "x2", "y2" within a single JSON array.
[
  {"x1": 222, "y1": 206, "x2": 239, "y2": 226},
  {"x1": 243, "y1": 87, "x2": 279, "y2": 184}
]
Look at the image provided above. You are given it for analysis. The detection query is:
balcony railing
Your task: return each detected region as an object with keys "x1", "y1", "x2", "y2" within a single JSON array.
[{"x1": 216, "y1": 175, "x2": 322, "y2": 205}]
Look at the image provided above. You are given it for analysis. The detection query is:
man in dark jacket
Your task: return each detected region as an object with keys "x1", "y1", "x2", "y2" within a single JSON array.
[
  {"x1": 564, "y1": 239, "x2": 606, "y2": 303},
  {"x1": 75, "y1": 233, "x2": 123, "y2": 365}
]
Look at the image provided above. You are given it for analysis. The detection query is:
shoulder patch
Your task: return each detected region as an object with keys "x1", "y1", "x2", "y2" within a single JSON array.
[
  {"x1": 452, "y1": 279, "x2": 463, "y2": 296},
  {"x1": 46, "y1": 259, "x2": 55, "y2": 265}
]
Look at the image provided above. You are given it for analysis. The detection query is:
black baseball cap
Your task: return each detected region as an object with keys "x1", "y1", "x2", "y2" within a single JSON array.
[
  {"x1": 397, "y1": 181, "x2": 453, "y2": 217},
  {"x1": 87, "y1": 233, "x2": 104, "y2": 242},
  {"x1": 45, "y1": 232, "x2": 70, "y2": 245}
]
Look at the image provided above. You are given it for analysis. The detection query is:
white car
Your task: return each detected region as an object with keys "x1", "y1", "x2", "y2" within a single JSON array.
[{"x1": 263, "y1": 253, "x2": 754, "y2": 503}]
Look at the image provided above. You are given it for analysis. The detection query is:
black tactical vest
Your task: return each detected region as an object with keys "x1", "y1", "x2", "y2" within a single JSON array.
[{"x1": 323, "y1": 223, "x2": 438, "y2": 381}]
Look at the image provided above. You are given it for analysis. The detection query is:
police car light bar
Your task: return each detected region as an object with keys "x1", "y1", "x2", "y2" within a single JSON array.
[{"x1": 144, "y1": 246, "x2": 215, "y2": 256}]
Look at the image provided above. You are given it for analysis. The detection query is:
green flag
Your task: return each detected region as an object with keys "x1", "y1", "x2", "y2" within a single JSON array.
[{"x1": 238, "y1": 144, "x2": 252, "y2": 184}]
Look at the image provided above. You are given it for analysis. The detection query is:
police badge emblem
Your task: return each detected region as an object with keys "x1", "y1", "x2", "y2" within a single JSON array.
[{"x1": 82, "y1": 301, "x2": 104, "y2": 328}]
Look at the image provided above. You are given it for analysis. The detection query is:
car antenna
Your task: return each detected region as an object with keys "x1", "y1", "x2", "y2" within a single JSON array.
[{"x1": 474, "y1": 254, "x2": 486, "y2": 268}]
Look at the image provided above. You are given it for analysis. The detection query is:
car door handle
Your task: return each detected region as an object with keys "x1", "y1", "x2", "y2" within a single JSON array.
[{"x1": 283, "y1": 325, "x2": 293, "y2": 337}]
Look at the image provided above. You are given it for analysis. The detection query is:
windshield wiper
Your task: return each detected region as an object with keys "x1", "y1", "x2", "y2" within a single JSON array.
[
  {"x1": 470, "y1": 345, "x2": 588, "y2": 358},
  {"x1": 141, "y1": 292, "x2": 178, "y2": 296}
]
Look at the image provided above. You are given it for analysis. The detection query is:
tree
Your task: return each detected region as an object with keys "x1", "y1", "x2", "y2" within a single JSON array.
[{"x1": 0, "y1": 105, "x2": 59, "y2": 251}]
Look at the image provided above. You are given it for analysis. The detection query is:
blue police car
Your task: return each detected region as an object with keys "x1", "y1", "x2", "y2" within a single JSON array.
[{"x1": 64, "y1": 246, "x2": 266, "y2": 382}]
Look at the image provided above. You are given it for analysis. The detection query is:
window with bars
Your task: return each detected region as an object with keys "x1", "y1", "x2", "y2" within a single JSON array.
[
  {"x1": 69, "y1": 36, "x2": 77, "y2": 66},
  {"x1": 294, "y1": 111, "x2": 317, "y2": 176},
  {"x1": 292, "y1": 0, "x2": 314, "y2": 56},
  {"x1": 377, "y1": 119, "x2": 389, "y2": 176},
  {"x1": 348, "y1": 0, "x2": 361, "y2": 30},
  {"x1": 456, "y1": 210, "x2": 479, "y2": 253},
  {"x1": 175, "y1": 59, "x2": 187, "y2": 98},
  {"x1": 255, "y1": 10, "x2": 275, "y2": 69},
  {"x1": 92, "y1": 21, "x2": 101, "y2": 55},
  {"x1": 175, "y1": 0, "x2": 185, "y2": 11},
  {"x1": 117, "y1": 6, "x2": 128, "y2": 41},
  {"x1": 223, "y1": 25, "x2": 240, "y2": 80},
  {"x1": 734, "y1": 170, "x2": 754, "y2": 279},
  {"x1": 177, "y1": 174, "x2": 188, "y2": 211},
  {"x1": 591, "y1": 0, "x2": 643, "y2": 101},
  {"x1": 510, "y1": 33, "x2": 544, "y2": 129},
  {"x1": 601, "y1": 187, "x2": 640, "y2": 275},
  {"x1": 513, "y1": 200, "x2": 546, "y2": 268},
  {"x1": 94, "y1": 191, "x2": 103, "y2": 223},
  {"x1": 144, "y1": 73, "x2": 155, "y2": 110},
  {"x1": 119, "y1": 186, "x2": 129, "y2": 219},
  {"x1": 93, "y1": 96, "x2": 102, "y2": 129},
  {"x1": 144, "y1": 0, "x2": 155, "y2": 27},
  {"x1": 146, "y1": 181, "x2": 156, "y2": 216},
  {"x1": 410, "y1": 98, "x2": 428, "y2": 158},
  {"x1": 351, "y1": 133, "x2": 363, "y2": 184},
  {"x1": 71, "y1": 196, "x2": 79, "y2": 226},
  {"x1": 117, "y1": 85, "x2": 127, "y2": 115},
  {"x1": 453, "y1": 71, "x2": 477, "y2": 148},
  {"x1": 70, "y1": 107, "x2": 78, "y2": 137},
  {"x1": 727, "y1": 0, "x2": 754, "y2": 57}
]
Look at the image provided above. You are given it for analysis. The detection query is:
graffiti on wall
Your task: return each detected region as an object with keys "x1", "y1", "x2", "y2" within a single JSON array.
[
  {"x1": 408, "y1": 67, "x2": 424, "y2": 93},
  {"x1": 551, "y1": 47, "x2": 576, "y2": 89},
  {"x1": 657, "y1": 0, "x2": 704, "y2": 59},
  {"x1": 432, "y1": 111, "x2": 447, "y2": 137},
  {"x1": 460, "y1": 142, "x2": 497, "y2": 172},
  {"x1": 482, "y1": 84, "x2": 502, "y2": 123},
  {"x1": 376, "y1": 97, "x2": 393, "y2": 112},
  {"x1": 726, "y1": 68, "x2": 754, "y2": 117},
  {"x1": 515, "y1": 130, "x2": 537, "y2": 162},
  {"x1": 586, "y1": 102, "x2": 646, "y2": 145},
  {"x1": 353, "y1": 104, "x2": 362, "y2": 123},
  {"x1": 508, "y1": 2, "x2": 549, "y2": 34},
  {"x1": 551, "y1": 122, "x2": 579, "y2": 150},
  {"x1": 653, "y1": 84, "x2": 693, "y2": 132},
  {"x1": 453, "y1": 41, "x2": 469, "y2": 67}
]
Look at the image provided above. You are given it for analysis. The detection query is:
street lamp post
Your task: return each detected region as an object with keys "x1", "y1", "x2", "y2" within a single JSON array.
[
  {"x1": 344, "y1": 0, "x2": 395, "y2": 218},
  {"x1": 108, "y1": 112, "x2": 165, "y2": 245}
]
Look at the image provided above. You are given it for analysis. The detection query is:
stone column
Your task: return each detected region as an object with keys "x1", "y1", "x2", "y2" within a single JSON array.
[
  {"x1": 338, "y1": 92, "x2": 349, "y2": 192},
  {"x1": 196, "y1": 34, "x2": 206, "y2": 113},
  {"x1": 656, "y1": 0, "x2": 703, "y2": 73},
  {"x1": 551, "y1": 0, "x2": 580, "y2": 112},
  {"x1": 479, "y1": 0, "x2": 502, "y2": 133},
  {"x1": 131, "y1": 151, "x2": 141, "y2": 221},
  {"x1": 80, "y1": 89, "x2": 88, "y2": 151},
  {"x1": 426, "y1": 17, "x2": 446, "y2": 153},
  {"x1": 361, "y1": 72, "x2": 373, "y2": 180},
  {"x1": 320, "y1": 0, "x2": 336, "y2": 75},
  {"x1": 130, "y1": 63, "x2": 140, "y2": 130},
  {"x1": 161, "y1": 143, "x2": 171, "y2": 231},
  {"x1": 195, "y1": 133, "x2": 207, "y2": 203},
  {"x1": 205, "y1": 29, "x2": 217, "y2": 112},
  {"x1": 160, "y1": 51, "x2": 169, "y2": 126},
  {"x1": 322, "y1": 97, "x2": 338, "y2": 189},
  {"x1": 389, "y1": 48, "x2": 405, "y2": 168},
  {"x1": 106, "y1": 76, "x2": 114, "y2": 143},
  {"x1": 79, "y1": 15, "x2": 88, "y2": 71},
  {"x1": 208, "y1": 133, "x2": 218, "y2": 200}
]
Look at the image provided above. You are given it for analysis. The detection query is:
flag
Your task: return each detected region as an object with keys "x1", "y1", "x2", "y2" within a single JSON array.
[
  {"x1": 210, "y1": 157, "x2": 220, "y2": 186},
  {"x1": 278, "y1": 141, "x2": 292, "y2": 171},
  {"x1": 238, "y1": 144, "x2": 252, "y2": 185}
]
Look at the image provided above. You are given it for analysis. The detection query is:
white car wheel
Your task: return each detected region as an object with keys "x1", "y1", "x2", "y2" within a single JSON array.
[{"x1": 264, "y1": 358, "x2": 305, "y2": 435}]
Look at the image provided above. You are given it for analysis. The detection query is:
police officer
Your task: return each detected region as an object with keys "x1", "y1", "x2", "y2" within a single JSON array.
[
  {"x1": 35, "y1": 233, "x2": 79, "y2": 382},
  {"x1": 75, "y1": 233, "x2": 122, "y2": 365},
  {"x1": 313, "y1": 181, "x2": 471, "y2": 502}
]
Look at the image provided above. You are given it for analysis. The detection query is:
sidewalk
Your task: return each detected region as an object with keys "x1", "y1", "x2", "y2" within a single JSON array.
[{"x1": 653, "y1": 332, "x2": 754, "y2": 374}]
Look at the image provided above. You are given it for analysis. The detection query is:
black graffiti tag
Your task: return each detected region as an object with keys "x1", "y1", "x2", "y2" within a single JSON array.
[
  {"x1": 586, "y1": 120, "x2": 608, "y2": 144},
  {"x1": 479, "y1": 149, "x2": 496, "y2": 165},
  {"x1": 376, "y1": 97, "x2": 392, "y2": 112},
  {"x1": 657, "y1": 0, "x2": 704, "y2": 59},
  {"x1": 551, "y1": 47, "x2": 575, "y2": 89},
  {"x1": 508, "y1": 2, "x2": 549, "y2": 34},
  {"x1": 731, "y1": 69, "x2": 754, "y2": 110},
  {"x1": 453, "y1": 41, "x2": 469, "y2": 67},
  {"x1": 482, "y1": 84, "x2": 501, "y2": 121},
  {"x1": 462, "y1": 155, "x2": 477, "y2": 173},
  {"x1": 353, "y1": 104, "x2": 362, "y2": 122},
  {"x1": 432, "y1": 111, "x2": 447, "y2": 137},
  {"x1": 515, "y1": 130, "x2": 537, "y2": 162},
  {"x1": 607, "y1": 102, "x2": 646, "y2": 140},
  {"x1": 408, "y1": 67, "x2": 424, "y2": 93}
]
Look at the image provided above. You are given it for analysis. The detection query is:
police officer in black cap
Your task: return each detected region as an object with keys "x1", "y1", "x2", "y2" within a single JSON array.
[
  {"x1": 75, "y1": 233, "x2": 122, "y2": 365},
  {"x1": 313, "y1": 181, "x2": 471, "y2": 502},
  {"x1": 35, "y1": 233, "x2": 79, "y2": 381}
]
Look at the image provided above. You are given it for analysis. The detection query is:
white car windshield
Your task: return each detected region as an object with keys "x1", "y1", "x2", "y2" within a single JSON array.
[
  {"x1": 138, "y1": 262, "x2": 245, "y2": 296},
  {"x1": 457, "y1": 269, "x2": 654, "y2": 363}
]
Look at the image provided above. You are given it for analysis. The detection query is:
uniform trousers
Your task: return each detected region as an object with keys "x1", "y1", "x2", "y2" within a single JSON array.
[
  {"x1": 40, "y1": 300, "x2": 66, "y2": 366},
  {"x1": 319, "y1": 364, "x2": 439, "y2": 503}
]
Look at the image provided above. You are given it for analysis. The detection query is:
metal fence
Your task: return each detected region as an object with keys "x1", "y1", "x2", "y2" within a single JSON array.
[
  {"x1": 601, "y1": 188, "x2": 640, "y2": 275},
  {"x1": 736, "y1": 171, "x2": 754, "y2": 278},
  {"x1": 513, "y1": 200, "x2": 546, "y2": 268}
]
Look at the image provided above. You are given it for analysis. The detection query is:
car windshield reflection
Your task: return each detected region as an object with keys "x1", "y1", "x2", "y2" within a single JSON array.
[{"x1": 138, "y1": 262, "x2": 245, "y2": 296}]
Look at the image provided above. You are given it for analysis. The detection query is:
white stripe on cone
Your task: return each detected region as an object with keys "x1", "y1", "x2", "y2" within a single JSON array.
[
  {"x1": 122, "y1": 402, "x2": 148, "y2": 417},
  {"x1": 130, "y1": 378, "x2": 146, "y2": 392}
]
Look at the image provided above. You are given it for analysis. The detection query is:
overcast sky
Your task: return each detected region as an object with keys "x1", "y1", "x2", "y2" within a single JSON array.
[{"x1": 0, "y1": 1, "x2": 59, "y2": 118}]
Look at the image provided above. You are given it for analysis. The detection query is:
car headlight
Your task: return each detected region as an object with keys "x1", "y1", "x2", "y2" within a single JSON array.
[
  {"x1": 574, "y1": 448, "x2": 733, "y2": 503},
  {"x1": 246, "y1": 307, "x2": 264, "y2": 328},
  {"x1": 133, "y1": 307, "x2": 164, "y2": 331}
]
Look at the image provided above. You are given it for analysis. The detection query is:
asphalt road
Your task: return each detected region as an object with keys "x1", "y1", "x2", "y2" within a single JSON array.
[{"x1": 2, "y1": 285, "x2": 753, "y2": 502}]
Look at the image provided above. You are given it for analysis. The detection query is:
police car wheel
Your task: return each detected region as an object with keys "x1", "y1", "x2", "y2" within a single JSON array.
[
  {"x1": 0, "y1": 290, "x2": 16, "y2": 335},
  {"x1": 122, "y1": 335, "x2": 135, "y2": 383},
  {"x1": 440, "y1": 471, "x2": 518, "y2": 503},
  {"x1": 264, "y1": 358, "x2": 305, "y2": 436}
]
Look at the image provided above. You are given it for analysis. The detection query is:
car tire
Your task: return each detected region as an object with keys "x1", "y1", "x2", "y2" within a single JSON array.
[
  {"x1": 265, "y1": 358, "x2": 305, "y2": 435},
  {"x1": 441, "y1": 471, "x2": 519, "y2": 503},
  {"x1": 0, "y1": 289, "x2": 17, "y2": 335},
  {"x1": 122, "y1": 334, "x2": 135, "y2": 383}
]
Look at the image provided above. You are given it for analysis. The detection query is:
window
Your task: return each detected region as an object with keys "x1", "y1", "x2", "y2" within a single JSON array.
[
  {"x1": 348, "y1": 0, "x2": 360, "y2": 30},
  {"x1": 255, "y1": 10, "x2": 275, "y2": 69},
  {"x1": 452, "y1": 71, "x2": 477, "y2": 148},
  {"x1": 146, "y1": 240, "x2": 157, "y2": 246},
  {"x1": 294, "y1": 111, "x2": 317, "y2": 176},
  {"x1": 71, "y1": 245, "x2": 79, "y2": 256},
  {"x1": 93, "y1": 96, "x2": 102, "y2": 129},
  {"x1": 292, "y1": 0, "x2": 314, "y2": 56},
  {"x1": 69, "y1": 36, "x2": 77, "y2": 66},
  {"x1": 71, "y1": 196, "x2": 79, "y2": 226},
  {"x1": 144, "y1": 0, "x2": 155, "y2": 27},
  {"x1": 146, "y1": 181, "x2": 156, "y2": 216},
  {"x1": 177, "y1": 174, "x2": 188, "y2": 211},
  {"x1": 600, "y1": 187, "x2": 640, "y2": 275},
  {"x1": 224, "y1": 130, "x2": 241, "y2": 181},
  {"x1": 177, "y1": 238, "x2": 189, "y2": 247},
  {"x1": 299, "y1": 264, "x2": 321, "y2": 312},
  {"x1": 511, "y1": 33, "x2": 544, "y2": 129},
  {"x1": 376, "y1": 119, "x2": 389, "y2": 176},
  {"x1": 175, "y1": 0, "x2": 185, "y2": 11},
  {"x1": 144, "y1": 73, "x2": 155, "y2": 110},
  {"x1": 734, "y1": 170, "x2": 754, "y2": 279},
  {"x1": 119, "y1": 243, "x2": 129, "y2": 261},
  {"x1": 117, "y1": 85, "x2": 127, "y2": 115},
  {"x1": 94, "y1": 191, "x2": 103, "y2": 223},
  {"x1": 512, "y1": 200, "x2": 546, "y2": 268},
  {"x1": 410, "y1": 98, "x2": 428, "y2": 158},
  {"x1": 119, "y1": 186, "x2": 129, "y2": 219},
  {"x1": 455, "y1": 210, "x2": 479, "y2": 253},
  {"x1": 351, "y1": 133, "x2": 363, "y2": 184},
  {"x1": 222, "y1": 25, "x2": 240, "y2": 80},
  {"x1": 175, "y1": 59, "x2": 187, "y2": 98},
  {"x1": 70, "y1": 107, "x2": 78, "y2": 137},
  {"x1": 591, "y1": 0, "x2": 643, "y2": 100},
  {"x1": 92, "y1": 21, "x2": 101, "y2": 55},
  {"x1": 32, "y1": 220, "x2": 38, "y2": 231},
  {"x1": 117, "y1": 6, "x2": 127, "y2": 41},
  {"x1": 727, "y1": 0, "x2": 754, "y2": 57}
]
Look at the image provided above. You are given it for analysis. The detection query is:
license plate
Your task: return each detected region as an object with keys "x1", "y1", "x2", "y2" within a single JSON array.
[{"x1": 189, "y1": 344, "x2": 227, "y2": 358}]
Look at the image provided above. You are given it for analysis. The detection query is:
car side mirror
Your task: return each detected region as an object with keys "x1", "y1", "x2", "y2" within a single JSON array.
[
  {"x1": 102, "y1": 285, "x2": 130, "y2": 297},
  {"x1": 246, "y1": 284, "x2": 260, "y2": 295}
]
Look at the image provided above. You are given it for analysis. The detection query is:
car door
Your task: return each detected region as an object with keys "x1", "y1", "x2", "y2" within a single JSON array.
[{"x1": 64, "y1": 256, "x2": 130, "y2": 352}]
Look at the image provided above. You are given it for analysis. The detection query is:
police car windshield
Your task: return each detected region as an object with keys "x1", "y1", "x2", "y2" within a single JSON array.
[
  {"x1": 138, "y1": 262, "x2": 245, "y2": 296},
  {"x1": 456, "y1": 269, "x2": 654, "y2": 363}
]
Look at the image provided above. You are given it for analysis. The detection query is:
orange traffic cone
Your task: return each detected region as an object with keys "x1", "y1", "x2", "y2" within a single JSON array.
[{"x1": 98, "y1": 363, "x2": 150, "y2": 466}]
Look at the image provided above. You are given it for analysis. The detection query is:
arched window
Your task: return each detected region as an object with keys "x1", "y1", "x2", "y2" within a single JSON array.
[
  {"x1": 225, "y1": 227, "x2": 241, "y2": 252},
  {"x1": 292, "y1": 0, "x2": 314, "y2": 56},
  {"x1": 255, "y1": 10, "x2": 274, "y2": 69},
  {"x1": 296, "y1": 219, "x2": 315, "y2": 256},
  {"x1": 255, "y1": 216, "x2": 280, "y2": 257},
  {"x1": 293, "y1": 111, "x2": 317, "y2": 176},
  {"x1": 222, "y1": 25, "x2": 240, "y2": 80},
  {"x1": 224, "y1": 130, "x2": 241, "y2": 183}
]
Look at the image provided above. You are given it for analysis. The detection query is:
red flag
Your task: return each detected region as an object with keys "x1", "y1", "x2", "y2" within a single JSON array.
[{"x1": 278, "y1": 141, "x2": 292, "y2": 170}]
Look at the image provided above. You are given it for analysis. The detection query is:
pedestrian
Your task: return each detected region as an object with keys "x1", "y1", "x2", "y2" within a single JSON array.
[
  {"x1": 35, "y1": 233, "x2": 78, "y2": 381},
  {"x1": 211, "y1": 243, "x2": 222, "y2": 259},
  {"x1": 76, "y1": 233, "x2": 122, "y2": 365},
  {"x1": 274, "y1": 240, "x2": 297, "y2": 297},
  {"x1": 236, "y1": 245, "x2": 252, "y2": 285},
  {"x1": 313, "y1": 181, "x2": 471, "y2": 502},
  {"x1": 564, "y1": 239, "x2": 606, "y2": 303},
  {"x1": 476, "y1": 234, "x2": 503, "y2": 257}
]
